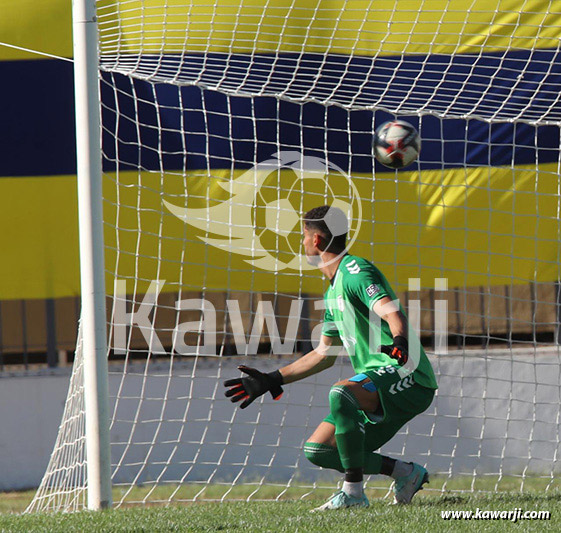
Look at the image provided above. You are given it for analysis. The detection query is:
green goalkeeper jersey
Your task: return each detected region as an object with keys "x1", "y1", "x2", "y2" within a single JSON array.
[{"x1": 321, "y1": 254, "x2": 438, "y2": 390}]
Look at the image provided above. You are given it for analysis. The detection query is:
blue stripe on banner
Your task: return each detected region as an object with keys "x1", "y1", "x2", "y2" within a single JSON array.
[
  {"x1": 103, "y1": 47, "x2": 561, "y2": 120},
  {"x1": 1, "y1": 50, "x2": 561, "y2": 178},
  {"x1": 0, "y1": 60, "x2": 76, "y2": 177},
  {"x1": 101, "y1": 71, "x2": 560, "y2": 175}
]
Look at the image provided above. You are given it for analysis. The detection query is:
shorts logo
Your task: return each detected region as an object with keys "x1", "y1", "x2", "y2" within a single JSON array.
[
  {"x1": 389, "y1": 376, "x2": 415, "y2": 395},
  {"x1": 372, "y1": 365, "x2": 396, "y2": 376},
  {"x1": 366, "y1": 284, "x2": 380, "y2": 297}
]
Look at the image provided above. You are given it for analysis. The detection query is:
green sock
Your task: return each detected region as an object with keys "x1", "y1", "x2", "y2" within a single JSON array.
[
  {"x1": 304, "y1": 442, "x2": 344, "y2": 472},
  {"x1": 304, "y1": 442, "x2": 383, "y2": 474}
]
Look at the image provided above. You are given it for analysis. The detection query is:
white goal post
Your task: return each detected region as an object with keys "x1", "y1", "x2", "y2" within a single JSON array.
[
  {"x1": 28, "y1": 0, "x2": 561, "y2": 513},
  {"x1": 70, "y1": 0, "x2": 111, "y2": 510}
]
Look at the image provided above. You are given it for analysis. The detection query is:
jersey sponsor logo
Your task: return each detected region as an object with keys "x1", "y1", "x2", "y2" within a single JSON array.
[
  {"x1": 366, "y1": 283, "x2": 380, "y2": 297},
  {"x1": 389, "y1": 375, "x2": 415, "y2": 395},
  {"x1": 346, "y1": 259, "x2": 361, "y2": 274}
]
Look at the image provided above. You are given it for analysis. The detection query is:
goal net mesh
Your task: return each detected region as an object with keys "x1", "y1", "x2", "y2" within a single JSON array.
[{"x1": 28, "y1": 0, "x2": 561, "y2": 512}]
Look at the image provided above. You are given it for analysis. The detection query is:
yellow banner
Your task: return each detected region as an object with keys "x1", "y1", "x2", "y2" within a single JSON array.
[
  {"x1": 0, "y1": 175, "x2": 80, "y2": 299},
  {"x1": 97, "y1": 0, "x2": 561, "y2": 57},
  {"x1": 0, "y1": 0, "x2": 72, "y2": 61},
  {"x1": 3, "y1": 0, "x2": 559, "y2": 61},
  {"x1": 1, "y1": 164, "x2": 558, "y2": 300}
]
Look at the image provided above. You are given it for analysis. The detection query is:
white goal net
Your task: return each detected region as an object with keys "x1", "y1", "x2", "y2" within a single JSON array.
[{"x1": 29, "y1": 0, "x2": 561, "y2": 512}]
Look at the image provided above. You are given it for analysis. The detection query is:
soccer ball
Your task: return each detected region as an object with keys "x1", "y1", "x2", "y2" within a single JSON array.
[{"x1": 373, "y1": 120, "x2": 421, "y2": 169}]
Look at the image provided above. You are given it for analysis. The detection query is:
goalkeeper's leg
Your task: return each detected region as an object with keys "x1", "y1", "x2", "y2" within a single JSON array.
[
  {"x1": 305, "y1": 420, "x2": 427, "y2": 503},
  {"x1": 306, "y1": 372, "x2": 434, "y2": 509},
  {"x1": 308, "y1": 376, "x2": 378, "y2": 510}
]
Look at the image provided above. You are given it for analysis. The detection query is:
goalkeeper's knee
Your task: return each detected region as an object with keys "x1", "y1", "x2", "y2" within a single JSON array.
[
  {"x1": 303, "y1": 442, "x2": 344, "y2": 472},
  {"x1": 329, "y1": 384, "x2": 365, "y2": 469},
  {"x1": 329, "y1": 385, "x2": 363, "y2": 434}
]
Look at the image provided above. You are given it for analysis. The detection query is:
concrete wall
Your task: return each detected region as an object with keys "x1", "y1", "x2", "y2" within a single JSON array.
[
  {"x1": 0, "y1": 370, "x2": 70, "y2": 491},
  {"x1": 1, "y1": 348, "x2": 560, "y2": 492}
]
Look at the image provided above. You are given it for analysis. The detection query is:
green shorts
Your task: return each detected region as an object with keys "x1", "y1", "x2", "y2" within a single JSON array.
[{"x1": 323, "y1": 366, "x2": 435, "y2": 452}]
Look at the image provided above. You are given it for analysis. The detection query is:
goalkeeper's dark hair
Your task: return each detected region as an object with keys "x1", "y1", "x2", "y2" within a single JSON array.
[{"x1": 303, "y1": 205, "x2": 348, "y2": 254}]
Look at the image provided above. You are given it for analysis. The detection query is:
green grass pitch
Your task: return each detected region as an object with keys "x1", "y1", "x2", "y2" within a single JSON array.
[{"x1": 1, "y1": 478, "x2": 560, "y2": 532}]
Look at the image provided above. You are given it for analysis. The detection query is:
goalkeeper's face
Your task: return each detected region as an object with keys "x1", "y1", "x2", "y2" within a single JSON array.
[{"x1": 302, "y1": 225, "x2": 322, "y2": 265}]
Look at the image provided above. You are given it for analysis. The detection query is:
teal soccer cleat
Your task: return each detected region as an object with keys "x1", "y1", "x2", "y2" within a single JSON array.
[
  {"x1": 312, "y1": 490, "x2": 370, "y2": 512},
  {"x1": 393, "y1": 463, "x2": 429, "y2": 504}
]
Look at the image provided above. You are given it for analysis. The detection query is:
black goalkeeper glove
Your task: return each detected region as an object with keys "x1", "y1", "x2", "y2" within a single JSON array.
[
  {"x1": 379, "y1": 335, "x2": 409, "y2": 366},
  {"x1": 224, "y1": 365, "x2": 284, "y2": 409}
]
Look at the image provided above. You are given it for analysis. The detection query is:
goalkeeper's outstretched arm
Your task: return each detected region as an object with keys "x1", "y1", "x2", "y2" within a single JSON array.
[
  {"x1": 223, "y1": 335, "x2": 340, "y2": 409},
  {"x1": 278, "y1": 335, "x2": 340, "y2": 384}
]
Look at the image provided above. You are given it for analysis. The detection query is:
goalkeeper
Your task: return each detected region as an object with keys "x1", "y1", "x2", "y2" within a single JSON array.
[{"x1": 224, "y1": 205, "x2": 438, "y2": 510}]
